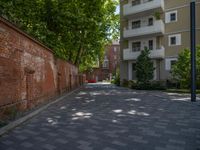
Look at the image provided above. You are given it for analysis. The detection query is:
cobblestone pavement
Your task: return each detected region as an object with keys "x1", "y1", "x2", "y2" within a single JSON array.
[{"x1": 0, "y1": 83, "x2": 200, "y2": 150}]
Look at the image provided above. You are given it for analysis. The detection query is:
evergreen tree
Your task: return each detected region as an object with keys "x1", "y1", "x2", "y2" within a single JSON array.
[{"x1": 135, "y1": 48, "x2": 154, "y2": 86}]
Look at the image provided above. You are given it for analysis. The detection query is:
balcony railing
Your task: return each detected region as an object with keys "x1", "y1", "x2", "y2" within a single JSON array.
[
  {"x1": 123, "y1": 0, "x2": 164, "y2": 16},
  {"x1": 123, "y1": 20, "x2": 164, "y2": 38},
  {"x1": 123, "y1": 46, "x2": 165, "y2": 60}
]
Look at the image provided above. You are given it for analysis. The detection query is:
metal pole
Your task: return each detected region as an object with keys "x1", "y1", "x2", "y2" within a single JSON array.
[{"x1": 190, "y1": 1, "x2": 196, "y2": 102}]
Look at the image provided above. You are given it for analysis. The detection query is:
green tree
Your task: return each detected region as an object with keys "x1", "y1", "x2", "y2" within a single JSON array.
[
  {"x1": 135, "y1": 48, "x2": 154, "y2": 86},
  {"x1": 171, "y1": 46, "x2": 200, "y2": 88},
  {"x1": 0, "y1": 0, "x2": 119, "y2": 71}
]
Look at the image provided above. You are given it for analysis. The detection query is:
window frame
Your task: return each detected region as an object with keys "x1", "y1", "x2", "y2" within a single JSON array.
[
  {"x1": 148, "y1": 40, "x2": 153, "y2": 50},
  {"x1": 132, "y1": 0, "x2": 141, "y2": 6},
  {"x1": 168, "y1": 34, "x2": 181, "y2": 46},
  {"x1": 132, "y1": 20, "x2": 141, "y2": 29},
  {"x1": 165, "y1": 10, "x2": 178, "y2": 23},
  {"x1": 148, "y1": 17, "x2": 154, "y2": 26},
  {"x1": 132, "y1": 41, "x2": 141, "y2": 52}
]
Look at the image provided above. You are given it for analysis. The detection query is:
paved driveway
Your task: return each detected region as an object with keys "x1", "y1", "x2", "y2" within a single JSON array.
[{"x1": 0, "y1": 83, "x2": 200, "y2": 150}]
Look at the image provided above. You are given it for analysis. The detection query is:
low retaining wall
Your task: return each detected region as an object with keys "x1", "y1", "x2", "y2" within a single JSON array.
[{"x1": 0, "y1": 17, "x2": 84, "y2": 119}]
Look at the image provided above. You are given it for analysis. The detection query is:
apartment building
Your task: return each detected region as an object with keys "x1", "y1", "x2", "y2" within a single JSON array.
[{"x1": 120, "y1": 0, "x2": 200, "y2": 82}]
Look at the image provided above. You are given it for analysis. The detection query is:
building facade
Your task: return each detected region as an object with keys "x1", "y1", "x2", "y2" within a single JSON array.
[
  {"x1": 120, "y1": 0, "x2": 200, "y2": 83},
  {"x1": 86, "y1": 41, "x2": 120, "y2": 82}
]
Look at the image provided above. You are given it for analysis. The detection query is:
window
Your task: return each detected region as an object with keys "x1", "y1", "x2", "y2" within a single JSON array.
[
  {"x1": 165, "y1": 11, "x2": 177, "y2": 23},
  {"x1": 132, "y1": 20, "x2": 141, "y2": 29},
  {"x1": 132, "y1": 0, "x2": 140, "y2": 6},
  {"x1": 170, "y1": 13, "x2": 176, "y2": 21},
  {"x1": 170, "y1": 37, "x2": 176, "y2": 45},
  {"x1": 148, "y1": 18, "x2": 153, "y2": 26},
  {"x1": 132, "y1": 42, "x2": 141, "y2": 52},
  {"x1": 148, "y1": 40, "x2": 153, "y2": 50},
  {"x1": 168, "y1": 34, "x2": 181, "y2": 46},
  {"x1": 165, "y1": 58, "x2": 178, "y2": 70},
  {"x1": 103, "y1": 56, "x2": 109, "y2": 68},
  {"x1": 103, "y1": 60, "x2": 109, "y2": 68}
]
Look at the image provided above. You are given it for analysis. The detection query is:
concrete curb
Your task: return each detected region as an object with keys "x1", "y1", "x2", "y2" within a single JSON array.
[{"x1": 0, "y1": 87, "x2": 82, "y2": 136}]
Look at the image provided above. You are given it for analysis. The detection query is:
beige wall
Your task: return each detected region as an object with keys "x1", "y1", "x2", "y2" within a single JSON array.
[
  {"x1": 120, "y1": 0, "x2": 200, "y2": 81},
  {"x1": 120, "y1": 0, "x2": 129, "y2": 82},
  {"x1": 165, "y1": 30, "x2": 200, "y2": 57},
  {"x1": 165, "y1": 0, "x2": 200, "y2": 10}
]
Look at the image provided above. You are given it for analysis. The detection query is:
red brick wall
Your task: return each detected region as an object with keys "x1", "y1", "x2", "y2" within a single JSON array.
[
  {"x1": 85, "y1": 43, "x2": 120, "y2": 81},
  {"x1": 85, "y1": 68, "x2": 110, "y2": 81},
  {"x1": 0, "y1": 17, "x2": 83, "y2": 113}
]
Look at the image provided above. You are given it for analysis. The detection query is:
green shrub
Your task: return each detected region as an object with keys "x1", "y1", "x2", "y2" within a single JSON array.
[
  {"x1": 128, "y1": 80, "x2": 137, "y2": 89},
  {"x1": 122, "y1": 79, "x2": 129, "y2": 87},
  {"x1": 150, "y1": 81, "x2": 167, "y2": 90},
  {"x1": 166, "y1": 79, "x2": 180, "y2": 89},
  {"x1": 171, "y1": 46, "x2": 200, "y2": 89},
  {"x1": 114, "y1": 76, "x2": 120, "y2": 86},
  {"x1": 135, "y1": 81, "x2": 166, "y2": 90},
  {"x1": 111, "y1": 68, "x2": 120, "y2": 86}
]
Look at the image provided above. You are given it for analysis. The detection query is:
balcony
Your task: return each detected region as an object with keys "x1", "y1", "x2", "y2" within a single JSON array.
[
  {"x1": 123, "y1": 0, "x2": 164, "y2": 17},
  {"x1": 123, "y1": 47, "x2": 165, "y2": 60},
  {"x1": 123, "y1": 20, "x2": 164, "y2": 38}
]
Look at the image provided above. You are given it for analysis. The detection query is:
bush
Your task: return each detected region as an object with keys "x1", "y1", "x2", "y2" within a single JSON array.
[
  {"x1": 111, "y1": 68, "x2": 120, "y2": 86},
  {"x1": 166, "y1": 79, "x2": 180, "y2": 89},
  {"x1": 128, "y1": 80, "x2": 137, "y2": 89},
  {"x1": 122, "y1": 79, "x2": 129, "y2": 87},
  {"x1": 135, "y1": 81, "x2": 166, "y2": 90},
  {"x1": 150, "y1": 81, "x2": 167, "y2": 90},
  {"x1": 114, "y1": 76, "x2": 120, "y2": 86}
]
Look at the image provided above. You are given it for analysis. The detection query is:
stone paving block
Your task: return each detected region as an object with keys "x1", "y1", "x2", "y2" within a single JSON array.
[
  {"x1": 85, "y1": 129, "x2": 96, "y2": 133},
  {"x1": 5, "y1": 148, "x2": 16, "y2": 150},
  {"x1": 169, "y1": 139, "x2": 186, "y2": 145},
  {"x1": 34, "y1": 137, "x2": 47, "y2": 142},
  {"x1": 15, "y1": 135, "x2": 27, "y2": 140},
  {"x1": 42, "y1": 144, "x2": 56, "y2": 150},
  {"x1": 164, "y1": 130, "x2": 179, "y2": 135},
  {"x1": 155, "y1": 147, "x2": 167, "y2": 150},
  {"x1": 21, "y1": 141, "x2": 33, "y2": 148},
  {"x1": 112, "y1": 140, "x2": 127, "y2": 146},
  {"x1": 103, "y1": 147, "x2": 116, "y2": 150},
  {"x1": 1, "y1": 140, "x2": 14, "y2": 145},
  {"x1": 87, "y1": 135, "x2": 99, "y2": 140},
  {"x1": 47, "y1": 132, "x2": 58, "y2": 137},
  {"x1": 166, "y1": 145, "x2": 184, "y2": 150},
  {"x1": 77, "y1": 140, "x2": 90, "y2": 146},
  {"x1": 0, "y1": 84, "x2": 200, "y2": 150},
  {"x1": 55, "y1": 138, "x2": 68, "y2": 144},
  {"x1": 77, "y1": 145, "x2": 93, "y2": 150}
]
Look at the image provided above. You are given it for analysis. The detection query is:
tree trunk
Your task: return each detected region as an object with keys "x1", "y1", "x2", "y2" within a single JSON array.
[{"x1": 74, "y1": 45, "x2": 83, "y2": 65}]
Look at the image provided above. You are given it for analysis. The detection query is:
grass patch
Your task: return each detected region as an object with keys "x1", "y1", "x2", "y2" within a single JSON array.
[{"x1": 166, "y1": 89, "x2": 200, "y2": 94}]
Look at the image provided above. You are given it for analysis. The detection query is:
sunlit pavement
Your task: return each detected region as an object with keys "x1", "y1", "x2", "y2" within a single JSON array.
[{"x1": 0, "y1": 83, "x2": 200, "y2": 150}]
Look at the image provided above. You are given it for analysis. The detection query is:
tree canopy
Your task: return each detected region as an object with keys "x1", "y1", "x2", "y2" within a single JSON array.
[
  {"x1": 171, "y1": 46, "x2": 200, "y2": 88},
  {"x1": 0, "y1": 0, "x2": 119, "y2": 71}
]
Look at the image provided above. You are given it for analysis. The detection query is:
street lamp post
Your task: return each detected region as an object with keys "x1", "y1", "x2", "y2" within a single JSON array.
[{"x1": 190, "y1": 0, "x2": 196, "y2": 102}]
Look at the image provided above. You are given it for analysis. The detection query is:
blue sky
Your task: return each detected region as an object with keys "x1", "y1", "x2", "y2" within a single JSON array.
[{"x1": 115, "y1": 5, "x2": 120, "y2": 14}]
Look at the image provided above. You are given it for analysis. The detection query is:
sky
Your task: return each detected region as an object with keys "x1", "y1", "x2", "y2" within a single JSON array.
[{"x1": 115, "y1": 5, "x2": 120, "y2": 14}]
